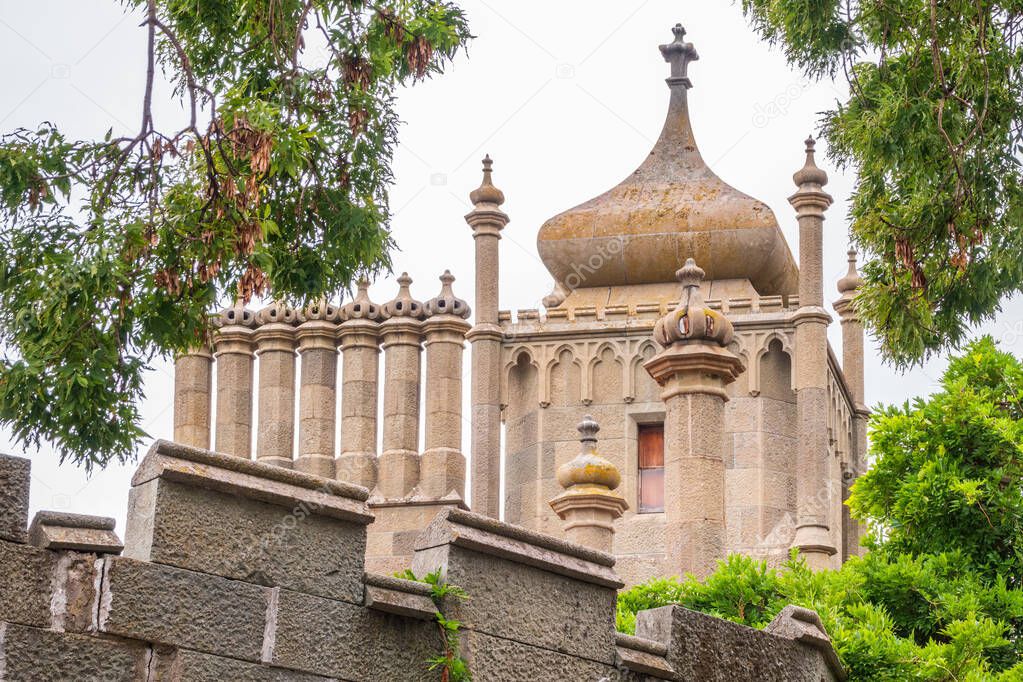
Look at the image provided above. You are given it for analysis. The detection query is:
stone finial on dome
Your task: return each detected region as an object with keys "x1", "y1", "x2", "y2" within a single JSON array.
[
  {"x1": 340, "y1": 278, "x2": 383, "y2": 322},
  {"x1": 837, "y1": 250, "x2": 864, "y2": 294},
  {"x1": 469, "y1": 155, "x2": 505, "y2": 207},
  {"x1": 424, "y1": 270, "x2": 471, "y2": 319},
  {"x1": 214, "y1": 298, "x2": 256, "y2": 329},
  {"x1": 653, "y1": 258, "x2": 734, "y2": 348},
  {"x1": 555, "y1": 415, "x2": 622, "y2": 491},
  {"x1": 793, "y1": 136, "x2": 829, "y2": 189},
  {"x1": 659, "y1": 23, "x2": 699, "y2": 89},
  {"x1": 381, "y1": 272, "x2": 424, "y2": 319}
]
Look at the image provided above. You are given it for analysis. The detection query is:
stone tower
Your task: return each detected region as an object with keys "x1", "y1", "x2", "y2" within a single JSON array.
[
  {"x1": 495, "y1": 24, "x2": 865, "y2": 584},
  {"x1": 169, "y1": 22, "x2": 867, "y2": 586}
]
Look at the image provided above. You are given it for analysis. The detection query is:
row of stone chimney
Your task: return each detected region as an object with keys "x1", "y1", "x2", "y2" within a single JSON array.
[{"x1": 174, "y1": 270, "x2": 473, "y2": 504}]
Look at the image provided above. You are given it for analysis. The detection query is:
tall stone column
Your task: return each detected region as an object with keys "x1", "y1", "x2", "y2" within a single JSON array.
[
  {"x1": 788, "y1": 137, "x2": 838, "y2": 569},
  {"x1": 644, "y1": 259, "x2": 744, "y2": 578},
  {"x1": 465, "y1": 155, "x2": 509, "y2": 518},
  {"x1": 296, "y1": 300, "x2": 340, "y2": 478},
  {"x1": 253, "y1": 303, "x2": 298, "y2": 468},
  {"x1": 834, "y1": 250, "x2": 868, "y2": 559},
  {"x1": 173, "y1": 346, "x2": 212, "y2": 449},
  {"x1": 377, "y1": 274, "x2": 424, "y2": 499},
  {"x1": 213, "y1": 301, "x2": 256, "y2": 458},
  {"x1": 421, "y1": 271, "x2": 472, "y2": 501},
  {"x1": 337, "y1": 280, "x2": 382, "y2": 489},
  {"x1": 549, "y1": 416, "x2": 628, "y2": 553}
]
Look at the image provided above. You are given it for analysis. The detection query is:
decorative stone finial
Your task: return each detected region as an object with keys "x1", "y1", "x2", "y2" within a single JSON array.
[
  {"x1": 659, "y1": 23, "x2": 699, "y2": 89},
  {"x1": 298, "y1": 297, "x2": 342, "y2": 323},
  {"x1": 555, "y1": 416, "x2": 621, "y2": 491},
  {"x1": 550, "y1": 415, "x2": 628, "y2": 552},
  {"x1": 653, "y1": 258, "x2": 734, "y2": 348},
  {"x1": 837, "y1": 250, "x2": 864, "y2": 294},
  {"x1": 792, "y1": 136, "x2": 829, "y2": 188},
  {"x1": 340, "y1": 278, "x2": 383, "y2": 321},
  {"x1": 469, "y1": 154, "x2": 505, "y2": 206},
  {"x1": 424, "y1": 270, "x2": 471, "y2": 319},
  {"x1": 381, "y1": 272, "x2": 424, "y2": 319},
  {"x1": 254, "y1": 300, "x2": 299, "y2": 327},
  {"x1": 214, "y1": 298, "x2": 256, "y2": 328}
]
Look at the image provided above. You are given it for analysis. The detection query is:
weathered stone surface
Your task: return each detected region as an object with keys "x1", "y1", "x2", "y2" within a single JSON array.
[
  {"x1": 0, "y1": 539, "x2": 56, "y2": 627},
  {"x1": 29, "y1": 511, "x2": 123, "y2": 554},
  {"x1": 51, "y1": 551, "x2": 103, "y2": 633},
  {"x1": 0, "y1": 454, "x2": 30, "y2": 543},
  {"x1": 154, "y1": 648, "x2": 336, "y2": 681},
  {"x1": 765, "y1": 605, "x2": 845, "y2": 677},
  {"x1": 0, "y1": 623, "x2": 149, "y2": 681},
  {"x1": 99, "y1": 556, "x2": 268, "y2": 661},
  {"x1": 636, "y1": 605, "x2": 844, "y2": 681},
  {"x1": 414, "y1": 508, "x2": 621, "y2": 586},
  {"x1": 271, "y1": 588, "x2": 437, "y2": 681},
  {"x1": 413, "y1": 509, "x2": 620, "y2": 664},
  {"x1": 363, "y1": 573, "x2": 437, "y2": 621},
  {"x1": 615, "y1": 632, "x2": 674, "y2": 679},
  {"x1": 461, "y1": 630, "x2": 628, "y2": 682},
  {"x1": 130, "y1": 439, "x2": 371, "y2": 510},
  {"x1": 126, "y1": 476, "x2": 366, "y2": 602}
]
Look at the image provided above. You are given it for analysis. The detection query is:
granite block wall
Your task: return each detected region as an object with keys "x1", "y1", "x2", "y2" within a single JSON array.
[{"x1": 0, "y1": 445, "x2": 844, "y2": 681}]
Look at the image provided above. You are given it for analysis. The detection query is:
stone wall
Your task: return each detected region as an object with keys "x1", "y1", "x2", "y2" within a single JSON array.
[{"x1": 0, "y1": 445, "x2": 844, "y2": 681}]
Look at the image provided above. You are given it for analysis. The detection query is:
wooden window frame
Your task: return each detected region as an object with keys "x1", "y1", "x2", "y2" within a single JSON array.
[{"x1": 637, "y1": 422, "x2": 665, "y2": 513}]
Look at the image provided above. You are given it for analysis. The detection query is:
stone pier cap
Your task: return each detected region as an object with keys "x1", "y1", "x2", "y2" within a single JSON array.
[
  {"x1": 133, "y1": 439, "x2": 373, "y2": 524},
  {"x1": 415, "y1": 506, "x2": 623, "y2": 589}
]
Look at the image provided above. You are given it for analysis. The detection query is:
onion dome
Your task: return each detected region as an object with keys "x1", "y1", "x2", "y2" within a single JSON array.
[
  {"x1": 381, "y1": 272, "x2": 424, "y2": 319},
  {"x1": 653, "y1": 258, "x2": 734, "y2": 348},
  {"x1": 424, "y1": 270, "x2": 471, "y2": 319},
  {"x1": 555, "y1": 415, "x2": 622, "y2": 491},
  {"x1": 537, "y1": 24, "x2": 798, "y2": 302},
  {"x1": 340, "y1": 278, "x2": 383, "y2": 322}
]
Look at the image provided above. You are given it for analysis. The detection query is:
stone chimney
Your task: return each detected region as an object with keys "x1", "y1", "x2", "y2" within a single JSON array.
[
  {"x1": 377, "y1": 273, "x2": 425, "y2": 499},
  {"x1": 643, "y1": 258, "x2": 745, "y2": 577},
  {"x1": 549, "y1": 416, "x2": 628, "y2": 553},
  {"x1": 420, "y1": 271, "x2": 472, "y2": 501}
]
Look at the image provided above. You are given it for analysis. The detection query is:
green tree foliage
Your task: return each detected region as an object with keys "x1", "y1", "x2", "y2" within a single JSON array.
[
  {"x1": 741, "y1": 1, "x2": 1023, "y2": 365},
  {"x1": 0, "y1": 0, "x2": 470, "y2": 469},
  {"x1": 617, "y1": 338, "x2": 1023, "y2": 679}
]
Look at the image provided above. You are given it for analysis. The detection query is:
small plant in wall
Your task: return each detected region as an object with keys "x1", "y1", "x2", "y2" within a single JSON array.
[{"x1": 397, "y1": 568, "x2": 471, "y2": 681}]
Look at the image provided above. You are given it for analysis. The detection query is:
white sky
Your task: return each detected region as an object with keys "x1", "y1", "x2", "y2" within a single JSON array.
[{"x1": 2, "y1": 1, "x2": 1021, "y2": 533}]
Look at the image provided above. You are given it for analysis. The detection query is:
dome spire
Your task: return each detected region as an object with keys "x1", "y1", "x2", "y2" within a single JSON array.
[
  {"x1": 469, "y1": 154, "x2": 505, "y2": 207},
  {"x1": 535, "y1": 24, "x2": 799, "y2": 303}
]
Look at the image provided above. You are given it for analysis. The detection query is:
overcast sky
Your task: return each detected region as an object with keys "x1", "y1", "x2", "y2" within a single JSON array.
[{"x1": 3, "y1": 1, "x2": 1021, "y2": 531}]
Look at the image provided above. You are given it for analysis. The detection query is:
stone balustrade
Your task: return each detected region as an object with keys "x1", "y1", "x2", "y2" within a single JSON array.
[{"x1": 172, "y1": 272, "x2": 472, "y2": 511}]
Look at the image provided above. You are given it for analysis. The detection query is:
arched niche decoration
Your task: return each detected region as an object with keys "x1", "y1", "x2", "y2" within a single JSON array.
[
  {"x1": 547, "y1": 345, "x2": 582, "y2": 407},
  {"x1": 628, "y1": 340, "x2": 660, "y2": 405},
  {"x1": 758, "y1": 337, "x2": 795, "y2": 403},
  {"x1": 586, "y1": 342, "x2": 625, "y2": 406},
  {"x1": 504, "y1": 348, "x2": 539, "y2": 422}
]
